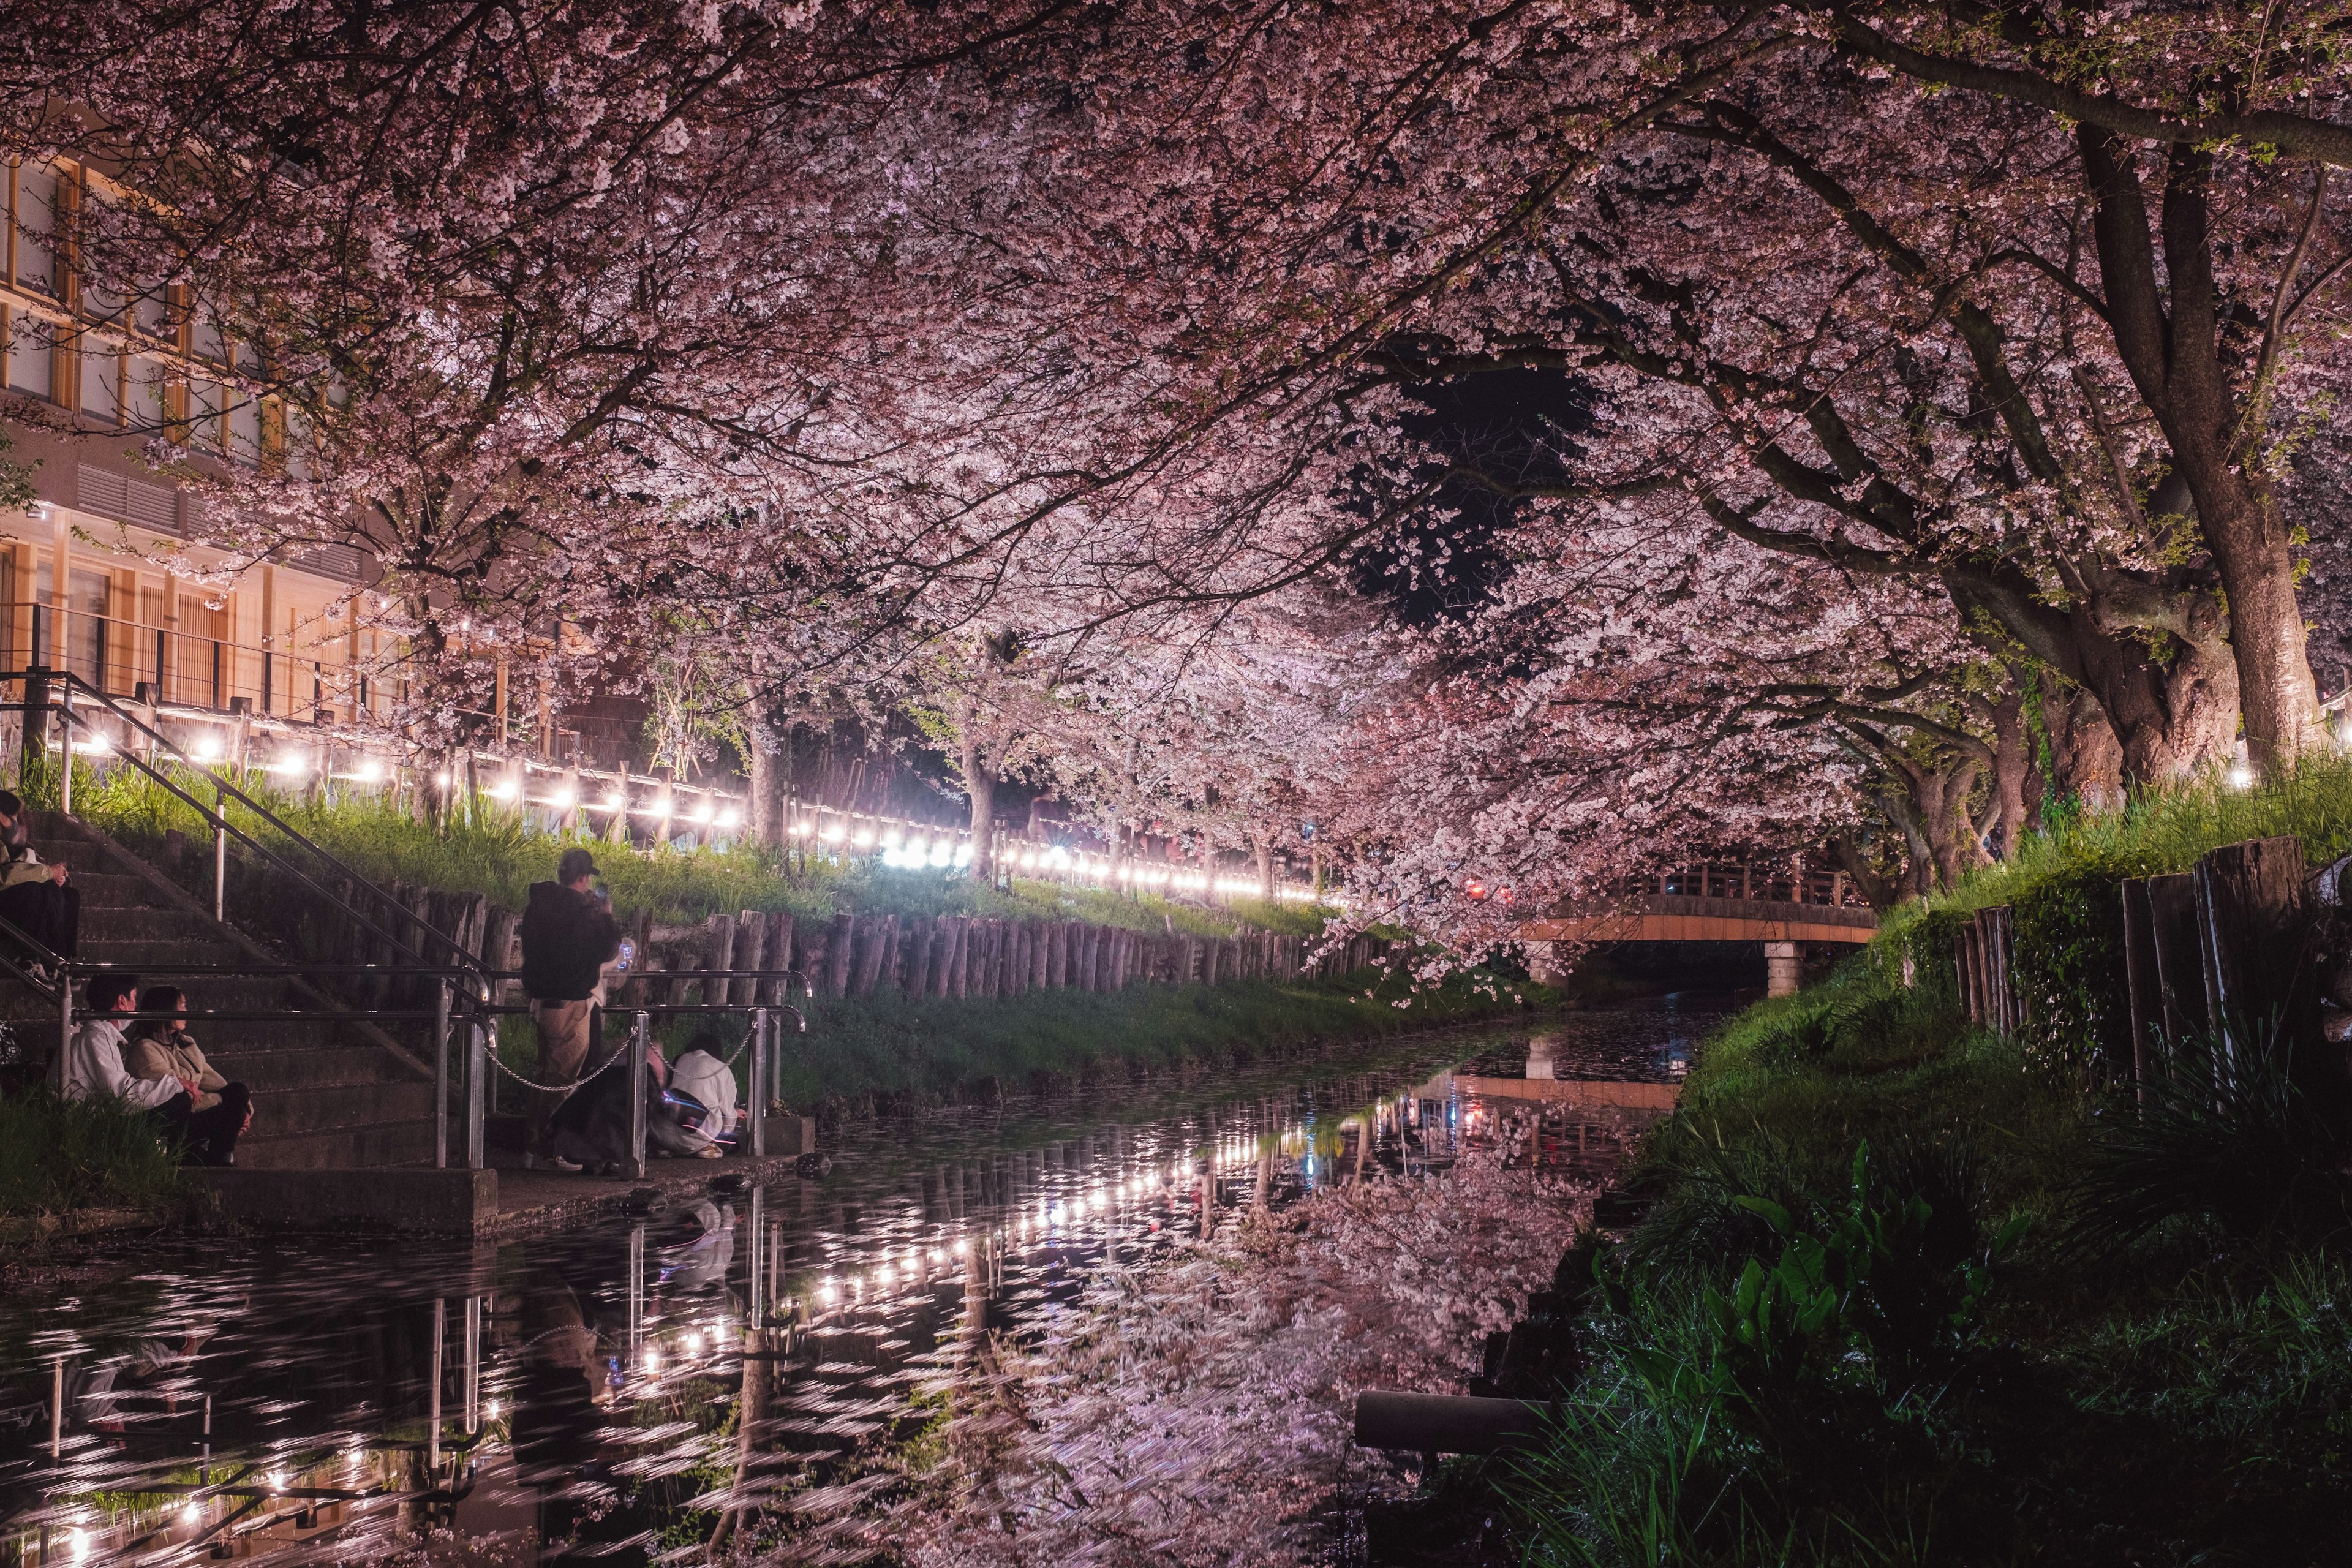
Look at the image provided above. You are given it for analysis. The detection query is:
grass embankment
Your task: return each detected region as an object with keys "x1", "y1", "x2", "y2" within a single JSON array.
[
  {"x1": 0, "y1": 1090, "x2": 185, "y2": 1218},
  {"x1": 495, "y1": 966, "x2": 1556, "y2": 1117},
  {"x1": 50, "y1": 761, "x2": 1329, "y2": 937},
  {"x1": 1449, "y1": 763, "x2": 2352, "y2": 1566}
]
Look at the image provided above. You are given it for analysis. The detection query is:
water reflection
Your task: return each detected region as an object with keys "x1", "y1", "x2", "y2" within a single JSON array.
[{"x1": 0, "y1": 1005, "x2": 1724, "y2": 1564}]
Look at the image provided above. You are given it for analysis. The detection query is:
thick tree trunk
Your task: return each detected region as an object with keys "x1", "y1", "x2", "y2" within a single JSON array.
[
  {"x1": 2079, "y1": 132, "x2": 2318, "y2": 774},
  {"x1": 1253, "y1": 837, "x2": 1275, "y2": 902}
]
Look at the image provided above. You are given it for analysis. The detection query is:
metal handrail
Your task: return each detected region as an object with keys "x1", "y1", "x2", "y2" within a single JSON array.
[{"x1": 4, "y1": 668, "x2": 484, "y2": 982}]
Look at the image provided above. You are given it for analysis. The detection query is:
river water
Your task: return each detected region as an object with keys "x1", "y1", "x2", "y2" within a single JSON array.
[{"x1": 0, "y1": 997, "x2": 1723, "y2": 1566}]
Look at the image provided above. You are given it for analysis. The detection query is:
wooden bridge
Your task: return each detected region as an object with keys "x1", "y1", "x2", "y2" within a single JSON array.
[{"x1": 1518, "y1": 868, "x2": 1879, "y2": 995}]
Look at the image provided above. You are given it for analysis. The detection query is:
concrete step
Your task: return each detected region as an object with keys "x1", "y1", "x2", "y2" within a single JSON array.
[
  {"x1": 78, "y1": 906, "x2": 195, "y2": 943},
  {"x1": 59, "y1": 872, "x2": 154, "y2": 909},
  {"x1": 233, "y1": 1116, "x2": 439, "y2": 1171},
  {"x1": 245, "y1": 1077, "x2": 435, "y2": 1139},
  {"x1": 208, "y1": 1043, "x2": 428, "y2": 1091},
  {"x1": 78, "y1": 938, "x2": 247, "y2": 968}
]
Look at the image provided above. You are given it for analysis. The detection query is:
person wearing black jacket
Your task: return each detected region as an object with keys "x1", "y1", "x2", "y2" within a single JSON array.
[{"x1": 519, "y1": 846, "x2": 621, "y2": 1169}]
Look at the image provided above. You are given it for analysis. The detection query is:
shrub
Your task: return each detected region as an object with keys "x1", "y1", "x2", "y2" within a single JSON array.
[{"x1": 0, "y1": 1088, "x2": 186, "y2": 1215}]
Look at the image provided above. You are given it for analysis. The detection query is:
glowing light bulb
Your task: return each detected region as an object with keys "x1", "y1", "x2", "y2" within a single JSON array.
[
  {"x1": 715, "y1": 809, "x2": 740, "y2": 829},
  {"x1": 489, "y1": 781, "x2": 519, "y2": 801},
  {"x1": 684, "y1": 1330, "x2": 703, "y2": 1355},
  {"x1": 603, "y1": 794, "x2": 625, "y2": 810},
  {"x1": 641, "y1": 1348, "x2": 660, "y2": 1373},
  {"x1": 193, "y1": 734, "x2": 225, "y2": 763},
  {"x1": 486, "y1": 1399, "x2": 500, "y2": 1421},
  {"x1": 355, "y1": 760, "x2": 383, "y2": 783},
  {"x1": 693, "y1": 804, "x2": 715, "y2": 824},
  {"x1": 181, "y1": 1502, "x2": 200, "y2": 1525},
  {"x1": 549, "y1": 789, "x2": 575, "y2": 809}
]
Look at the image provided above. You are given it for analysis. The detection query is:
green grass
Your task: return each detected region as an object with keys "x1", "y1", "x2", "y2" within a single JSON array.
[
  {"x1": 43, "y1": 760, "x2": 1342, "y2": 936},
  {"x1": 1472, "y1": 802, "x2": 2352, "y2": 1567},
  {"x1": 0, "y1": 1088, "x2": 186, "y2": 1216}
]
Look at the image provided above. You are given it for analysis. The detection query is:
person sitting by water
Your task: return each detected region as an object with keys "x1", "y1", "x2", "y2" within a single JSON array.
[
  {"x1": 0, "y1": 788, "x2": 78, "y2": 978},
  {"x1": 125, "y1": 984, "x2": 252, "y2": 1166},
  {"x1": 51, "y1": 974, "x2": 251, "y2": 1166},
  {"x1": 667, "y1": 1032, "x2": 741, "y2": 1158},
  {"x1": 549, "y1": 1033, "x2": 709, "y2": 1174}
]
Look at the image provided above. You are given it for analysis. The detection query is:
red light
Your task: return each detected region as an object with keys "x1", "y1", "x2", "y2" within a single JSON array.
[{"x1": 1464, "y1": 878, "x2": 1488, "y2": 900}]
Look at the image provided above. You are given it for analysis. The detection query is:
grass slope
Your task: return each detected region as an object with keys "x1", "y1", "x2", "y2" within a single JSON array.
[
  {"x1": 1469, "y1": 764, "x2": 2352, "y2": 1565},
  {"x1": 45, "y1": 760, "x2": 1335, "y2": 936}
]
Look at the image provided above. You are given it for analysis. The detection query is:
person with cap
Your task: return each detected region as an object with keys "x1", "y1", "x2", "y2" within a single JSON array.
[{"x1": 519, "y1": 846, "x2": 621, "y2": 1170}]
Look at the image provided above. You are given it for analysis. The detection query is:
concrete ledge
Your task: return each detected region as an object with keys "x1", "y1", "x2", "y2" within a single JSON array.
[
  {"x1": 761, "y1": 1115, "x2": 816, "y2": 1156},
  {"x1": 188, "y1": 1167, "x2": 499, "y2": 1235}
]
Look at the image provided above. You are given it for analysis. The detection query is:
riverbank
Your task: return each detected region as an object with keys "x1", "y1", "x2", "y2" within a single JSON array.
[
  {"x1": 1449, "y1": 917, "x2": 2352, "y2": 1561},
  {"x1": 488, "y1": 964, "x2": 1561, "y2": 1124}
]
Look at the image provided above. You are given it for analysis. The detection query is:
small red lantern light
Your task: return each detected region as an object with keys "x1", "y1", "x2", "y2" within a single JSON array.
[{"x1": 1464, "y1": 878, "x2": 1488, "y2": 900}]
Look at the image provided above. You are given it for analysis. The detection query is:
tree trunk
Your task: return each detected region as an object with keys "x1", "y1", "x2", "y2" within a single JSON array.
[
  {"x1": 1253, "y1": 836, "x2": 1275, "y2": 902},
  {"x1": 960, "y1": 734, "x2": 997, "y2": 881},
  {"x1": 2078, "y1": 131, "x2": 2318, "y2": 774}
]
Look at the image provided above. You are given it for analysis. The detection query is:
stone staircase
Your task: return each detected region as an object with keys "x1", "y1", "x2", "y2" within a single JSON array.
[{"x1": 4, "y1": 811, "x2": 437, "y2": 1168}]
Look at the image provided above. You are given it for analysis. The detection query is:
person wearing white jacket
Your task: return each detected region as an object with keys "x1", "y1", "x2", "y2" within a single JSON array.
[
  {"x1": 667, "y1": 1034, "x2": 741, "y2": 1157},
  {"x1": 51, "y1": 973, "x2": 251, "y2": 1164},
  {"x1": 51, "y1": 974, "x2": 185, "y2": 1112}
]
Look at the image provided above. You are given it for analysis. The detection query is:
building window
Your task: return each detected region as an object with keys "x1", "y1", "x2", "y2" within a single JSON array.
[
  {"x1": 7, "y1": 312, "x2": 51, "y2": 401},
  {"x1": 12, "y1": 164, "x2": 57, "y2": 297}
]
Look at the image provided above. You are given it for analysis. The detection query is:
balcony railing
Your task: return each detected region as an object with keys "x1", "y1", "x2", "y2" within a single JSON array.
[{"x1": 8, "y1": 598, "x2": 384, "y2": 724}]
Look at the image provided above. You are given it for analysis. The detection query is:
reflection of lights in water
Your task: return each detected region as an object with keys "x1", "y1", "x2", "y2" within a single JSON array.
[
  {"x1": 641, "y1": 1349, "x2": 660, "y2": 1374},
  {"x1": 486, "y1": 1399, "x2": 501, "y2": 1422},
  {"x1": 182, "y1": 1502, "x2": 202, "y2": 1525},
  {"x1": 68, "y1": 1528, "x2": 87, "y2": 1561},
  {"x1": 954, "y1": 1238, "x2": 969, "y2": 1254},
  {"x1": 929, "y1": 1249, "x2": 943, "y2": 1264},
  {"x1": 818, "y1": 1281, "x2": 837, "y2": 1302},
  {"x1": 684, "y1": 1331, "x2": 703, "y2": 1356},
  {"x1": 267, "y1": 1471, "x2": 287, "y2": 1491}
]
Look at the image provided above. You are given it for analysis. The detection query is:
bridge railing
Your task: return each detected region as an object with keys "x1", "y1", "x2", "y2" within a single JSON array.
[{"x1": 1612, "y1": 864, "x2": 1869, "y2": 908}]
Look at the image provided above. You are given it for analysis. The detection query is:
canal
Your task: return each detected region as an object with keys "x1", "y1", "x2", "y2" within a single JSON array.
[{"x1": 1, "y1": 997, "x2": 1722, "y2": 1566}]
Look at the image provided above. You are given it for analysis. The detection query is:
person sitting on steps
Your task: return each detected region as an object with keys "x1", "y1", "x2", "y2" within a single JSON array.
[
  {"x1": 124, "y1": 984, "x2": 252, "y2": 1165},
  {"x1": 519, "y1": 846, "x2": 620, "y2": 1172},
  {"x1": 50, "y1": 973, "x2": 251, "y2": 1165},
  {"x1": 0, "y1": 789, "x2": 78, "y2": 981}
]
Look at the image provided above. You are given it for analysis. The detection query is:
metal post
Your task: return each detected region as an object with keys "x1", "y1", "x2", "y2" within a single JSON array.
[
  {"x1": 428, "y1": 1297, "x2": 444, "y2": 1472},
  {"x1": 56, "y1": 704, "x2": 70, "y2": 816},
  {"x1": 50, "y1": 1355, "x2": 61, "y2": 1460},
  {"x1": 627, "y1": 1223, "x2": 645, "y2": 1370},
  {"x1": 213, "y1": 783, "x2": 227, "y2": 922},
  {"x1": 202, "y1": 1392, "x2": 211, "y2": 1485},
  {"x1": 748, "y1": 1184, "x2": 763, "y2": 1325},
  {"x1": 629, "y1": 1009, "x2": 649, "y2": 1180},
  {"x1": 433, "y1": 978, "x2": 451, "y2": 1170},
  {"x1": 466, "y1": 1015, "x2": 487, "y2": 1171},
  {"x1": 464, "y1": 1295, "x2": 480, "y2": 1436},
  {"x1": 750, "y1": 1008, "x2": 767, "y2": 1158}
]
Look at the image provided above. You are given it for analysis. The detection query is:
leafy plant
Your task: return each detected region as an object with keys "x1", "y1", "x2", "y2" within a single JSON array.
[{"x1": 2073, "y1": 1016, "x2": 2352, "y2": 1253}]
